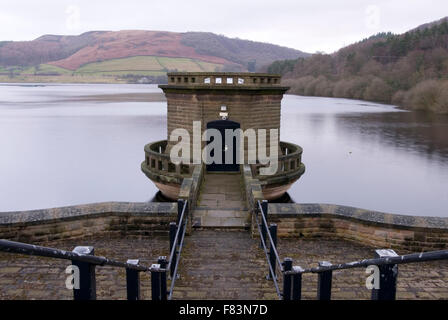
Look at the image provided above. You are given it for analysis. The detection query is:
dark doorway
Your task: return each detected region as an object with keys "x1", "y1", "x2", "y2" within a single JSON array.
[{"x1": 206, "y1": 120, "x2": 240, "y2": 172}]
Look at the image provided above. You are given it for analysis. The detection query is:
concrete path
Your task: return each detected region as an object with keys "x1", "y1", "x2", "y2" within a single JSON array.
[{"x1": 192, "y1": 172, "x2": 250, "y2": 228}]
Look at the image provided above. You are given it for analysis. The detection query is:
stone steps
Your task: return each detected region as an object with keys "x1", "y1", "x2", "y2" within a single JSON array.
[
  {"x1": 172, "y1": 229, "x2": 278, "y2": 299},
  {"x1": 193, "y1": 172, "x2": 249, "y2": 228},
  {"x1": 193, "y1": 208, "x2": 250, "y2": 228}
]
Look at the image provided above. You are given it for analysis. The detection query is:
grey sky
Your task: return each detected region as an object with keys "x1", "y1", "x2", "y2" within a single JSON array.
[{"x1": 0, "y1": 0, "x2": 447, "y2": 53}]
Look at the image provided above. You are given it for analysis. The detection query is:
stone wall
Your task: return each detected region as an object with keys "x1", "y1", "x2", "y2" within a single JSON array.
[
  {"x1": 242, "y1": 165, "x2": 448, "y2": 252},
  {"x1": 164, "y1": 89, "x2": 284, "y2": 156},
  {"x1": 179, "y1": 164, "x2": 204, "y2": 232},
  {"x1": 242, "y1": 165, "x2": 264, "y2": 215},
  {"x1": 0, "y1": 202, "x2": 177, "y2": 243},
  {"x1": 251, "y1": 203, "x2": 448, "y2": 252}
]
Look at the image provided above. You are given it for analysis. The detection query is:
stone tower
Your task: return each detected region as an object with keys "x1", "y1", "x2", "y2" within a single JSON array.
[{"x1": 142, "y1": 72, "x2": 305, "y2": 200}]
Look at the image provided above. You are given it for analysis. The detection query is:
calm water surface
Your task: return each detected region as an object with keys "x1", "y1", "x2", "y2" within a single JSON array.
[{"x1": 0, "y1": 83, "x2": 447, "y2": 216}]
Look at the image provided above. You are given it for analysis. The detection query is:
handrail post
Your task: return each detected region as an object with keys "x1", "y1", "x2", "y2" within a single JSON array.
[
  {"x1": 177, "y1": 199, "x2": 185, "y2": 224},
  {"x1": 126, "y1": 259, "x2": 140, "y2": 300},
  {"x1": 317, "y1": 261, "x2": 332, "y2": 300},
  {"x1": 282, "y1": 257, "x2": 293, "y2": 300},
  {"x1": 71, "y1": 246, "x2": 96, "y2": 300},
  {"x1": 267, "y1": 223, "x2": 277, "y2": 280},
  {"x1": 178, "y1": 199, "x2": 186, "y2": 245},
  {"x1": 158, "y1": 256, "x2": 168, "y2": 300},
  {"x1": 151, "y1": 263, "x2": 163, "y2": 300},
  {"x1": 169, "y1": 222, "x2": 177, "y2": 278},
  {"x1": 371, "y1": 249, "x2": 399, "y2": 300},
  {"x1": 292, "y1": 266, "x2": 304, "y2": 300},
  {"x1": 260, "y1": 200, "x2": 268, "y2": 248}
]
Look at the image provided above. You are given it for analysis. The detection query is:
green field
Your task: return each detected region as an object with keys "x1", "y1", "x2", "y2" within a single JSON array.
[
  {"x1": 2, "y1": 55, "x2": 224, "y2": 83},
  {"x1": 74, "y1": 55, "x2": 222, "y2": 75},
  {"x1": 21, "y1": 64, "x2": 73, "y2": 75}
]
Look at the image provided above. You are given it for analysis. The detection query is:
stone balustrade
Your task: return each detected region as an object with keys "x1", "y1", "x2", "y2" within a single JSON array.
[
  {"x1": 165, "y1": 72, "x2": 282, "y2": 87},
  {"x1": 142, "y1": 140, "x2": 195, "y2": 185},
  {"x1": 250, "y1": 141, "x2": 305, "y2": 182},
  {"x1": 142, "y1": 140, "x2": 304, "y2": 198}
]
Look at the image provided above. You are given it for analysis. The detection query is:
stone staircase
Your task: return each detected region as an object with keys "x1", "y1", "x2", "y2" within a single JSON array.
[
  {"x1": 192, "y1": 172, "x2": 250, "y2": 228},
  {"x1": 172, "y1": 229, "x2": 277, "y2": 299}
]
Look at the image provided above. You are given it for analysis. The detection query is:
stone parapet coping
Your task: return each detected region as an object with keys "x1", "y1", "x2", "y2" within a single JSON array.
[
  {"x1": 0, "y1": 202, "x2": 177, "y2": 226},
  {"x1": 269, "y1": 203, "x2": 448, "y2": 231}
]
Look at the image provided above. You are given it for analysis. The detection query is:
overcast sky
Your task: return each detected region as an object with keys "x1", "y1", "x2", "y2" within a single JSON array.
[{"x1": 0, "y1": 0, "x2": 447, "y2": 53}]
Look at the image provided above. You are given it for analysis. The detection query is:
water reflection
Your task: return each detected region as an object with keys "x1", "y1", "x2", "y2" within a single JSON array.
[
  {"x1": 0, "y1": 86, "x2": 447, "y2": 216},
  {"x1": 338, "y1": 111, "x2": 448, "y2": 163},
  {"x1": 282, "y1": 95, "x2": 448, "y2": 217}
]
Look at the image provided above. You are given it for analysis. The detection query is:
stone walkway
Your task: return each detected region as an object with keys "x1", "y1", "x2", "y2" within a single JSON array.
[
  {"x1": 0, "y1": 236, "x2": 168, "y2": 300},
  {"x1": 277, "y1": 237, "x2": 448, "y2": 300},
  {"x1": 172, "y1": 229, "x2": 277, "y2": 299},
  {"x1": 1, "y1": 232, "x2": 448, "y2": 300},
  {"x1": 193, "y1": 173, "x2": 249, "y2": 228}
]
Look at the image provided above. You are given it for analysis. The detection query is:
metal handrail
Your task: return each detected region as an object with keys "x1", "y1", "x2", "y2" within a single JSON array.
[
  {"x1": 254, "y1": 215, "x2": 282, "y2": 299},
  {"x1": 166, "y1": 199, "x2": 188, "y2": 300},
  {"x1": 168, "y1": 217, "x2": 187, "y2": 300},
  {"x1": 255, "y1": 200, "x2": 286, "y2": 299},
  {"x1": 285, "y1": 249, "x2": 448, "y2": 275},
  {"x1": 0, "y1": 239, "x2": 148, "y2": 271},
  {"x1": 257, "y1": 201, "x2": 283, "y2": 272},
  {"x1": 166, "y1": 199, "x2": 188, "y2": 272}
]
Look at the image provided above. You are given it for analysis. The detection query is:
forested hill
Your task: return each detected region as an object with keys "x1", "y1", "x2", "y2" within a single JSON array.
[{"x1": 268, "y1": 17, "x2": 448, "y2": 113}]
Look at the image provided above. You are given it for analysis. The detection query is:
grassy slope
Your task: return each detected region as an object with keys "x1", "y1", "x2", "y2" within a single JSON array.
[{"x1": 2, "y1": 55, "x2": 223, "y2": 83}]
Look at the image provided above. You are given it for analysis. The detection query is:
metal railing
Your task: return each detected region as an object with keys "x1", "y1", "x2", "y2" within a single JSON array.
[
  {"x1": 0, "y1": 239, "x2": 149, "y2": 300},
  {"x1": 255, "y1": 199, "x2": 448, "y2": 300},
  {"x1": 3, "y1": 197, "x2": 447, "y2": 300},
  {"x1": 255, "y1": 199, "x2": 286, "y2": 299},
  {"x1": 285, "y1": 248, "x2": 448, "y2": 300},
  {"x1": 0, "y1": 198, "x2": 190, "y2": 301},
  {"x1": 255, "y1": 199, "x2": 303, "y2": 300},
  {"x1": 150, "y1": 199, "x2": 189, "y2": 300}
]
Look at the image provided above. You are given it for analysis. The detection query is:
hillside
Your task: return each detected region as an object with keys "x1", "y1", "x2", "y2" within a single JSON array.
[
  {"x1": 269, "y1": 17, "x2": 448, "y2": 113},
  {"x1": 0, "y1": 30, "x2": 308, "y2": 83}
]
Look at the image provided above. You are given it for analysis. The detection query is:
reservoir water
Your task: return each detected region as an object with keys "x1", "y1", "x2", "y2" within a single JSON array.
[{"x1": 0, "y1": 83, "x2": 447, "y2": 216}]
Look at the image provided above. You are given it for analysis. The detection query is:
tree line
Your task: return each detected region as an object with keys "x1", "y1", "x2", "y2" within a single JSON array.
[{"x1": 269, "y1": 19, "x2": 448, "y2": 113}]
